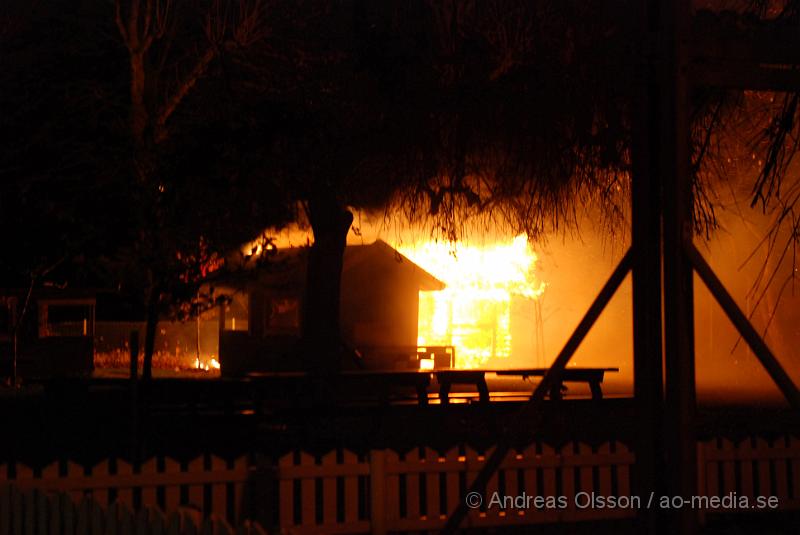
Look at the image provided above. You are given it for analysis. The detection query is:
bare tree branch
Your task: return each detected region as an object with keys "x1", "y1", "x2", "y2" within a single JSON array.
[{"x1": 155, "y1": 46, "x2": 216, "y2": 141}]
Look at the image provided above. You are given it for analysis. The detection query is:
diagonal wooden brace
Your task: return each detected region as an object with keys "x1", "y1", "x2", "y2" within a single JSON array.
[
  {"x1": 439, "y1": 248, "x2": 633, "y2": 534},
  {"x1": 686, "y1": 242, "x2": 800, "y2": 410}
]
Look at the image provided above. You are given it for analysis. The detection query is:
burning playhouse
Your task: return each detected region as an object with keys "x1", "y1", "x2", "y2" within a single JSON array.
[
  {"x1": 0, "y1": 241, "x2": 450, "y2": 379},
  {"x1": 214, "y1": 240, "x2": 451, "y2": 376}
]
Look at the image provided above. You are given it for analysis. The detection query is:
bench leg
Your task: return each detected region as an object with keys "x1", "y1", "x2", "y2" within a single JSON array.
[
  {"x1": 589, "y1": 381, "x2": 603, "y2": 401},
  {"x1": 477, "y1": 380, "x2": 490, "y2": 404},
  {"x1": 439, "y1": 382, "x2": 451, "y2": 405},
  {"x1": 416, "y1": 384, "x2": 429, "y2": 406}
]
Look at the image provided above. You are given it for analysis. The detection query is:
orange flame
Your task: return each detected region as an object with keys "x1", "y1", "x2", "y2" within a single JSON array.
[
  {"x1": 397, "y1": 235, "x2": 546, "y2": 369},
  {"x1": 194, "y1": 355, "x2": 221, "y2": 372}
]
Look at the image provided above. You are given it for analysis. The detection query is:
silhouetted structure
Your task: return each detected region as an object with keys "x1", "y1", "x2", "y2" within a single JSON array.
[
  {"x1": 0, "y1": 288, "x2": 95, "y2": 379},
  {"x1": 217, "y1": 240, "x2": 445, "y2": 375}
]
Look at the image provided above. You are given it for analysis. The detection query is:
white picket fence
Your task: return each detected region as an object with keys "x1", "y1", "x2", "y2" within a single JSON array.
[
  {"x1": 275, "y1": 436, "x2": 800, "y2": 534},
  {"x1": 2, "y1": 435, "x2": 799, "y2": 534},
  {"x1": 276, "y1": 442, "x2": 635, "y2": 535},
  {"x1": 0, "y1": 486, "x2": 266, "y2": 535},
  {"x1": 697, "y1": 435, "x2": 800, "y2": 510},
  {"x1": 0, "y1": 457, "x2": 249, "y2": 524}
]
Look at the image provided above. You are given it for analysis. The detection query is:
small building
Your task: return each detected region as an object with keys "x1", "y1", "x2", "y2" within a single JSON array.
[
  {"x1": 0, "y1": 288, "x2": 95, "y2": 379},
  {"x1": 216, "y1": 240, "x2": 447, "y2": 375}
]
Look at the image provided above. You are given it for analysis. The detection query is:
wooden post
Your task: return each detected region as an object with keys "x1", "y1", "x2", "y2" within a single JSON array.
[
  {"x1": 660, "y1": 1, "x2": 697, "y2": 533},
  {"x1": 218, "y1": 301, "x2": 226, "y2": 373},
  {"x1": 130, "y1": 331, "x2": 140, "y2": 462},
  {"x1": 195, "y1": 312, "x2": 201, "y2": 365},
  {"x1": 369, "y1": 450, "x2": 387, "y2": 535},
  {"x1": 130, "y1": 331, "x2": 139, "y2": 380},
  {"x1": 246, "y1": 454, "x2": 278, "y2": 529},
  {"x1": 631, "y1": 2, "x2": 665, "y2": 533},
  {"x1": 696, "y1": 441, "x2": 707, "y2": 526}
]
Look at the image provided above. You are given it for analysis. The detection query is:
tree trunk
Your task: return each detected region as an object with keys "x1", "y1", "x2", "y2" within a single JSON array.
[
  {"x1": 141, "y1": 285, "x2": 159, "y2": 381},
  {"x1": 129, "y1": 50, "x2": 148, "y2": 144},
  {"x1": 303, "y1": 197, "x2": 353, "y2": 374}
]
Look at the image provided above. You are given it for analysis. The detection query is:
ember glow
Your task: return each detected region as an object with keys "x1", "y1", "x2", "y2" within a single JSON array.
[
  {"x1": 195, "y1": 356, "x2": 221, "y2": 371},
  {"x1": 418, "y1": 357, "x2": 435, "y2": 371},
  {"x1": 397, "y1": 235, "x2": 546, "y2": 369}
]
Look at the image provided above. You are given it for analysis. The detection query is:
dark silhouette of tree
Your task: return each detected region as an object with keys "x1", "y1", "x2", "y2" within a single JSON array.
[
  {"x1": 220, "y1": 0, "x2": 640, "y2": 371},
  {"x1": 213, "y1": 0, "x2": 419, "y2": 372},
  {"x1": 5, "y1": 0, "x2": 800, "y2": 381},
  {"x1": 112, "y1": 0, "x2": 280, "y2": 379},
  {"x1": 232, "y1": 0, "x2": 800, "y2": 374},
  {"x1": 0, "y1": 1, "x2": 126, "y2": 287},
  {"x1": 0, "y1": 0, "x2": 292, "y2": 381}
]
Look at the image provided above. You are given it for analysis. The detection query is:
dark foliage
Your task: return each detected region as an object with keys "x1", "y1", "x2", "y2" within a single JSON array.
[{"x1": 4, "y1": 0, "x2": 800, "y2": 373}]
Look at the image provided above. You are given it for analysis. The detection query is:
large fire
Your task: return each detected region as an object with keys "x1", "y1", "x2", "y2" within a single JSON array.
[{"x1": 397, "y1": 234, "x2": 546, "y2": 369}]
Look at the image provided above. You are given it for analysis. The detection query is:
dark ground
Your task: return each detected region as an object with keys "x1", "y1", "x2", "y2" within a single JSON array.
[
  {"x1": 456, "y1": 513, "x2": 800, "y2": 534},
  {"x1": 1, "y1": 377, "x2": 797, "y2": 464},
  {"x1": 2, "y1": 378, "x2": 798, "y2": 534}
]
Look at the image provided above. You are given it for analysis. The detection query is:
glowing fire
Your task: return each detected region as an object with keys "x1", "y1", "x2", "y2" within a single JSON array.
[
  {"x1": 418, "y1": 357, "x2": 435, "y2": 371},
  {"x1": 194, "y1": 356, "x2": 221, "y2": 371},
  {"x1": 397, "y1": 235, "x2": 546, "y2": 369}
]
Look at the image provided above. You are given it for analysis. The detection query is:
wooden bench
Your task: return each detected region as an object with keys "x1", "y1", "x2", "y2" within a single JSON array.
[
  {"x1": 435, "y1": 368, "x2": 619, "y2": 404},
  {"x1": 495, "y1": 368, "x2": 619, "y2": 401},
  {"x1": 434, "y1": 370, "x2": 491, "y2": 404},
  {"x1": 244, "y1": 367, "x2": 617, "y2": 406}
]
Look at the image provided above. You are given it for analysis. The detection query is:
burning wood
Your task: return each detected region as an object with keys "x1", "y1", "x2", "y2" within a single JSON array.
[{"x1": 398, "y1": 234, "x2": 546, "y2": 369}]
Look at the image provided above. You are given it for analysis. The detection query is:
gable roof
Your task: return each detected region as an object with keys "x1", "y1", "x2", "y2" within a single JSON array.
[
  {"x1": 342, "y1": 240, "x2": 444, "y2": 291},
  {"x1": 222, "y1": 240, "x2": 445, "y2": 292}
]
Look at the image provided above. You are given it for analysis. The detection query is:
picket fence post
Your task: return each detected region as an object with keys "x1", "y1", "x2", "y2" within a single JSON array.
[
  {"x1": 696, "y1": 440, "x2": 707, "y2": 526},
  {"x1": 369, "y1": 450, "x2": 387, "y2": 535}
]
